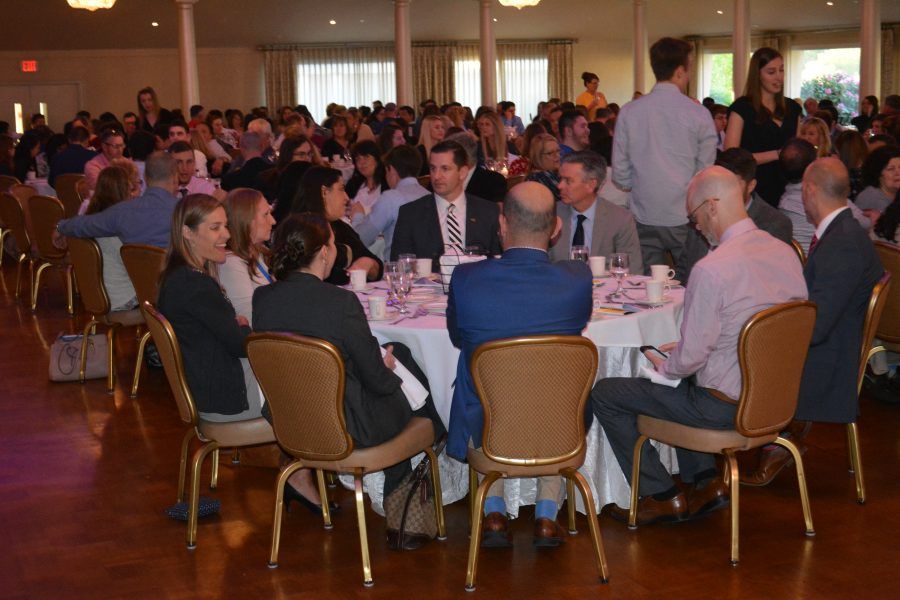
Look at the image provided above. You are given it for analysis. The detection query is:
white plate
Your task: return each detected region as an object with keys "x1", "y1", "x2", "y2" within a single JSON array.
[
  {"x1": 630, "y1": 295, "x2": 674, "y2": 307},
  {"x1": 367, "y1": 309, "x2": 400, "y2": 321},
  {"x1": 421, "y1": 300, "x2": 448, "y2": 314}
]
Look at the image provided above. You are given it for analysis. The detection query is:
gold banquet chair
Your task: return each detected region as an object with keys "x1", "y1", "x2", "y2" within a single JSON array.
[
  {"x1": 54, "y1": 173, "x2": 85, "y2": 218},
  {"x1": 0, "y1": 175, "x2": 21, "y2": 267},
  {"x1": 0, "y1": 174, "x2": 19, "y2": 192},
  {"x1": 466, "y1": 335, "x2": 609, "y2": 592},
  {"x1": 790, "y1": 238, "x2": 806, "y2": 266},
  {"x1": 67, "y1": 238, "x2": 144, "y2": 392},
  {"x1": 28, "y1": 195, "x2": 74, "y2": 314},
  {"x1": 628, "y1": 301, "x2": 817, "y2": 565},
  {"x1": 120, "y1": 244, "x2": 166, "y2": 397},
  {"x1": 848, "y1": 270, "x2": 892, "y2": 504},
  {"x1": 0, "y1": 191, "x2": 32, "y2": 299},
  {"x1": 141, "y1": 302, "x2": 276, "y2": 549},
  {"x1": 246, "y1": 332, "x2": 445, "y2": 588}
]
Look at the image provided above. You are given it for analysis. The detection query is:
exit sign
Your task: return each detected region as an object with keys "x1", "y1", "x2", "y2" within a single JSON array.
[{"x1": 21, "y1": 60, "x2": 38, "y2": 73}]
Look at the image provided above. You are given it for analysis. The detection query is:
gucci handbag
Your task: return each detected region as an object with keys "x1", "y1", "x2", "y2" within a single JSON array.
[
  {"x1": 384, "y1": 436, "x2": 445, "y2": 551},
  {"x1": 49, "y1": 333, "x2": 109, "y2": 382}
]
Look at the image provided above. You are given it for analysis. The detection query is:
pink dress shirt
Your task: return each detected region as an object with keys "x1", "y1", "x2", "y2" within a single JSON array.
[{"x1": 660, "y1": 218, "x2": 808, "y2": 400}]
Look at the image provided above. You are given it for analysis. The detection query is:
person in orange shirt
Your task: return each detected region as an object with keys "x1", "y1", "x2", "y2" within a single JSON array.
[{"x1": 576, "y1": 71, "x2": 608, "y2": 121}]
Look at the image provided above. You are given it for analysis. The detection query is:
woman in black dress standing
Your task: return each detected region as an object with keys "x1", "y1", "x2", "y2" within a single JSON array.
[{"x1": 725, "y1": 47, "x2": 802, "y2": 207}]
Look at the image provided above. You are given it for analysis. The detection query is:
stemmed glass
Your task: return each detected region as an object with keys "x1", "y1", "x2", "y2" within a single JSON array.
[
  {"x1": 384, "y1": 261, "x2": 401, "y2": 305},
  {"x1": 570, "y1": 245, "x2": 589, "y2": 263},
  {"x1": 398, "y1": 254, "x2": 417, "y2": 280},
  {"x1": 390, "y1": 269, "x2": 413, "y2": 315},
  {"x1": 609, "y1": 253, "x2": 630, "y2": 298}
]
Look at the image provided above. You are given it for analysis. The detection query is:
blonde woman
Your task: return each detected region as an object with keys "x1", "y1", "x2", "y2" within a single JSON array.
[
  {"x1": 798, "y1": 117, "x2": 833, "y2": 158},
  {"x1": 416, "y1": 114, "x2": 447, "y2": 175},
  {"x1": 525, "y1": 133, "x2": 562, "y2": 202},
  {"x1": 475, "y1": 109, "x2": 513, "y2": 167}
]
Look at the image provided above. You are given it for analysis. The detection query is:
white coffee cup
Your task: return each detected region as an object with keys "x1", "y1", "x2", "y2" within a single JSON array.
[
  {"x1": 368, "y1": 295, "x2": 387, "y2": 320},
  {"x1": 650, "y1": 264, "x2": 676, "y2": 282},
  {"x1": 349, "y1": 269, "x2": 367, "y2": 291},
  {"x1": 589, "y1": 256, "x2": 607, "y2": 277},
  {"x1": 646, "y1": 279, "x2": 666, "y2": 303},
  {"x1": 416, "y1": 258, "x2": 432, "y2": 278}
]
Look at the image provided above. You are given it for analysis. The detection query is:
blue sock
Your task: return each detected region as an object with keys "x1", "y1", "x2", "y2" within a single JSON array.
[
  {"x1": 484, "y1": 495, "x2": 506, "y2": 516},
  {"x1": 535, "y1": 499, "x2": 558, "y2": 520}
]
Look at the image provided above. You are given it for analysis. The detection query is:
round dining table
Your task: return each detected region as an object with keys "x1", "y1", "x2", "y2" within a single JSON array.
[{"x1": 339, "y1": 275, "x2": 686, "y2": 517}]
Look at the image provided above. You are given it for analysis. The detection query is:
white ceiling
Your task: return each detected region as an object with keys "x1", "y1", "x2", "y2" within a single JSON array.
[{"x1": 6, "y1": 0, "x2": 898, "y2": 50}]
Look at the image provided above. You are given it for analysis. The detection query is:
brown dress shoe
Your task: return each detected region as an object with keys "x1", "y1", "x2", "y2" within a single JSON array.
[
  {"x1": 741, "y1": 443, "x2": 802, "y2": 487},
  {"x1": 607, "y1": 492, "x2": 688, "y2": 526},
  {"x1": 687, "y1": 476, "x2": 730, "y2": 517},
  {"x1": 533, "y1": 518, "x2": 566, "y2": 548},
  {"x1": 481, "y1": 511, "x2": 513, "y2": 548}
]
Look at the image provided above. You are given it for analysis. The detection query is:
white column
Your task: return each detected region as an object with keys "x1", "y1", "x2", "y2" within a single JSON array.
[
  {"x1": 175, "y1": 0, "x2": 200, "y2": 112},
  {"x1": 479, "y1": 0, "x2": 497, "y2": 107},
  {"x1": 860, "y1": 0, "x2": 881, "y2": 101},
  {"x1": 394, "y1": 0, "x2": 413, "y2": 106},
  {"x1": 633, "y1": 0, "x2": 647, "y2": 94},
  {"x1": 732, "y1": 0, "x2": 750, "y2": 98}
]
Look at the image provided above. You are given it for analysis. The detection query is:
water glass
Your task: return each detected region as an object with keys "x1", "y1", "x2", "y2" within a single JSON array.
[
  {"x1": 570, "y1": 245, "x2": 590, "y2": 263},
  {"x1": 390, "y1": 269, "x2": 413, "y2": 314},
  {"x1": 609, "y1": 253, "x2": 630, "y2": 298},
  {"x1": 398, "y1": 253, "x2": 417, "y2": 277}
]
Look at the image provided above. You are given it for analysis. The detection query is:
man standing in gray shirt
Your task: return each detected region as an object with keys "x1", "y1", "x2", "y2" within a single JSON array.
[{"x1": 612, "y1": 37, "x2": 717, "y2": 279}]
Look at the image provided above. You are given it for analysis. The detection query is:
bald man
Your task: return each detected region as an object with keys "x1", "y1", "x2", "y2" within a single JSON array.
[
  {"x1": 592, "y1": 166, "x2": 808, "y2": 526},
  {"x1": 744, "y1": 157, "x2": 883, "y2": 485},
  {"x1": 447, "y1": 182, "x2": 593, "y2": 548}
]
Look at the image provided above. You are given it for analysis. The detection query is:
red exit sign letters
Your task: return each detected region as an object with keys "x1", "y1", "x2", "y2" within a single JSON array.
[{"x1": 21, "y1": 60, "x2": 38, "y2": 73}]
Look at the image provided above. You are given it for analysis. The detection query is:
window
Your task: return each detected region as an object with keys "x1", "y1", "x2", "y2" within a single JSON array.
[
  {"x1": 791, "y1": 48, "x2": 860, "y2": 122},
  {"x1": 700, "y1": 52, "x2": 734, "y2": 105},
  {"x1": 454, "y1": 43, "x2": 548, "y2": 120}
]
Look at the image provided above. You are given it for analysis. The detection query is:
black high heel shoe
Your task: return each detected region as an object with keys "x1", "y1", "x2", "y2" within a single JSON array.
[{"x1": 284, "y1": 483, "x2": 341, "y2": 515}]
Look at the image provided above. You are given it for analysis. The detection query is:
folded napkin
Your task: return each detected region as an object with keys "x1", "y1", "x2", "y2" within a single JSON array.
[
  {"x1": 382, "y1": 347, "x2": 428, "y2": 410},
  {"x1": 638, "y1": 364, "x2": 681, "y2": 388}
]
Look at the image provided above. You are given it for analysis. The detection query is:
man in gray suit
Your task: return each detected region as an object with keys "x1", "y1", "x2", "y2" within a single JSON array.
[{"x1": 549, "y1": 151, "x2": 643, "y2": 273}]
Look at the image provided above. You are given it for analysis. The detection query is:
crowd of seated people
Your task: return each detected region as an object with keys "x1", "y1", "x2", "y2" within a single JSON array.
[{"x1": 4, "y1": 33, "x2": 900, "y2": 569}]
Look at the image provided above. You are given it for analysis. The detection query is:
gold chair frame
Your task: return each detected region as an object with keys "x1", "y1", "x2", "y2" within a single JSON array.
[
  {"x1": 120, "y1": 244, "x2": 166, "y2": 397},
  {"x1": 628, "y1": 301, "x2": 817, "y2": 565},
  {"x1": 790, "y1": 238, "x2": 806, "y2": 265},
  {"x1": 465, "y1": 335, "x2": 608, "y2": 591},
  {"x1": 0, "y1": 174, "x2": 19, "y2": 192},
  {"x1": 27, "y1": 195, "x2": 74, "y2": 314},
  {"x1": 54, "y1": 173, "x2": 86, "y2": 219},
  {"x1": 246, "y1": 332, "x2": 445, "y2": 588},
  {"x1": 142, "y1": 302, "x2": 275, "y2": 548},
  {"x1": 0, "y1": 191, "x2": 32, "y2": 300}
]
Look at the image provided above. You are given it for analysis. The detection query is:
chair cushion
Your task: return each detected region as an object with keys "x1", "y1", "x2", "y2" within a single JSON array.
[
  {"x1": 466, "y1": 446, "x2": 586, "y2": 477},
  {"x1": 637, "y1": 415, "x2": 776, "y2": 453},
  {"x1": 104, "y1": 308, "x2": 144, "y2": 327},
  {"x1": 300, "y1": 417, "x2": 435, "y2": 473},
  {"x1": 198, "y1": 417, "x2": 276, "y2": 447}
]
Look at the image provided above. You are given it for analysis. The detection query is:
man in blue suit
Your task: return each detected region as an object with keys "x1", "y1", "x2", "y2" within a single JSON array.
[{"x1": 447, "y1": 182, "x2": 593, "y2": 548}]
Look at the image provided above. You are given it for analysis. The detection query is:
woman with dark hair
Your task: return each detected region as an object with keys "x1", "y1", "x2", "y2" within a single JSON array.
[
  {"x1": 219, "y1": 188, "x2": 275, "y2": 324},
  {"x1": 272, "y1": 161, "x2": 313, "y2": 225},
  {"x1": 725, "y1": 47, "x2": 802, "y2": 206},
  {"x1": 260, "y1": 135, "x2": 321, "y2": 202},
  {"x1": 835, "y1": 130, "x2": 869, "y2": 201},
  {"x1": 345, "y1": 140, "x2": 388, "y2": 215},
  {"x1": 376, "y1": 123, "x2": 407, "y2": 158},
  {"x1": 321, "y1": 115, "x2": 353, "y2": 160},
  {"x1": 136, "y1": 86, "x2": 173, "y2": 133},
  {"x1": 856, "y1": 145, "x2": 900, "y2": 216},
  {"x1": 290, "y1": 166, "x2": 382, "y2": 285},
  {"x1": 13, "y1": 132, "x2": 40, "y2": 181},
  {"x1": 0, "y1": 135, "x2": 14, "y2": 176},
  {"x1": 852, "y1": 95, "x2": 880, "y2": 134},
  {"x1": 225, "y1": 109, "x2": 245, "y2": 137},
  {"x1": 575, "y1": 71, "x2": 608, "y2": 120},
  {"x1": 874, "y1": 190, "x2": 900, "y2": 244},
  {"x1": 252, "y1": 213, "x2": 444, "y2": 504}
]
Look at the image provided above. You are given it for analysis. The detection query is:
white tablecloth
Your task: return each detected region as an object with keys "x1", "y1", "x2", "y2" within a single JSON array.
[{"x1": 341, "y1": 277, "x2": 685, "y2": 516}]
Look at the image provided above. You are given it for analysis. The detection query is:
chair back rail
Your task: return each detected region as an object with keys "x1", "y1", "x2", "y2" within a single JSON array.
[
  {"x1": 857, "y1": 271, "x2": 892, "y2": 389},
  {"x1": 54, "y1": 173, "x2": 85, "y2": 218},
  {"x1": 790, "y1": 238, "x2": 806, "y2": 265},
  {"x1": 28, "y1": 195, "x2": 67, "y2": 261},
  {"x1": 471, "y1": 335, "x2": 598, "y2": 465},
  {"x1": 735, "y1": 301, "x2": 817, "y2": 437},
  {"x1": 141, "y1": 301, "x2": 199, "y2": 426},
  {"x1": 246, "y1": 333, "x2": 354, "y2": 462},
  {"x1": 0, "y1": 174, "x2": 19, "y2": 192},
  {"x1": 67, "y1": 238, "x2": 110, "y2": 316},
  {"x1": 874, "y1": 242, "x2": 900, "y2": 344},
  {"x1": 120, "y1": 244, "x2": 166, "y2": 305}
]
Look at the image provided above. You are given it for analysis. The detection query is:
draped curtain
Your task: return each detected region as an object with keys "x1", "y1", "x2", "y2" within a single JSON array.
[
  {"x1": 498, "y1": 42, "x2": 551, "y2": 121},
  {"x1": 263, "y1": 48, "x2": 298, "y2": 110},
  {"x1": 882, "y1": 25, "x2": 896, "y2": 100},
  {"x1": 687, "y1": 38, "x2": 705, "y2": 99},
  {"x1": 547, "y1": 41, "x2": 574, "y2": 102},
  {"x1": 412, "y1": 44, "x2": 455, "y2": 105}
]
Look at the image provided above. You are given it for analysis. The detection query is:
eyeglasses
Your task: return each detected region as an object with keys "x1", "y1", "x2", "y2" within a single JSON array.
[{"x1": 688, "y1": 198, "x2": 717, "y2": 225}]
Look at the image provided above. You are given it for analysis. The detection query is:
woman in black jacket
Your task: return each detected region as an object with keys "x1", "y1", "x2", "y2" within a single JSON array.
[{"x1": 253, "y1": 213, "x2": 444, "y2": 497}]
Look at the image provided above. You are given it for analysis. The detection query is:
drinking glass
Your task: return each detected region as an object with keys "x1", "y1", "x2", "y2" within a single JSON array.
[
  {"x1": 570, "y1": 245, "x2": 589, "y2": 263},
  {"x1": 609, "y1": 253, "x2": 630, "y2": 298},
  {"x1": 398, "y1": 253, "x2": 417, "y2": 278},
  {"x1": 390, "y1": 269, "x2": 413, "y2": 314},
  {"x1": 384, "y1": 261, "x2": 401, "y2": 305}
]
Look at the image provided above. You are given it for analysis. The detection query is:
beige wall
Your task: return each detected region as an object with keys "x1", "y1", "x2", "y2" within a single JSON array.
[
  {"x1": 573, "y1": 38, "x2": 638, "y2": 106},
  {"x1": 0, "y1": 47, "x2": 264, "y2": 121}
]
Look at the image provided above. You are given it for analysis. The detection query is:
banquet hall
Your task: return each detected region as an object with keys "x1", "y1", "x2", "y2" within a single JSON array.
[{"x1": 2, "y1": 1, "x2": 900, "y2": 598}]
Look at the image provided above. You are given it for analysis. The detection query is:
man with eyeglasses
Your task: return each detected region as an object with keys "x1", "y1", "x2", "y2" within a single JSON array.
[
  {"x1": 166, "y1": 121, "x2": 209, "y2": 179},
  {"x1": 592, "y1": 166, "x2": 807, "y2": 526},
  {"x1": 83, "y1": 129, "x2": 129, "y2": 194}
]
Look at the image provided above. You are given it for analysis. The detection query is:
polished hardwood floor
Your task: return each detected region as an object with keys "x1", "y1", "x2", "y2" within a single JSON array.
[{"x1": 2, "y1": 260, "x2": 899, "y2": 599}]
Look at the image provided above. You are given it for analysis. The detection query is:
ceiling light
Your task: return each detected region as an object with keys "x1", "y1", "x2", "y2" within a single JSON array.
[
  {"x1": 716, "y1": 10, "x2": 724, "y2": 15},
  {"x1": 329, "y1": 19, "x2": 336, "y2": 25},
  {"x1": 151, "y1": 21, "x2": 159, "y2": 27},
  {"x1": 493, "y1": 18, "x2": 498, "y2": 22},
  {"x1": 498, "y1": 0, "x2": 541, "y2": 9},
  {"x1": 826, "y1": 1, "x2": 834, "y2": 5},
  {"x1": 67, "y1": 0, "x2": 116, "y2": 10}
]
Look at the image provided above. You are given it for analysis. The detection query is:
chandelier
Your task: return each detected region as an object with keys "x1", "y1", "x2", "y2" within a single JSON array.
[
  {"x1": 498, "y1": 0, "x2": 541, "y2": 8},
  {"x1": 67, "y1": 0, "x2": 117, "y2": 11}
]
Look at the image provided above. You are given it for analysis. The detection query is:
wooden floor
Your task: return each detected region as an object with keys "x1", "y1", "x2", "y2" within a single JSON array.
[{"x1": 2, "y1": 259, "x2": 899, "y2": 600}]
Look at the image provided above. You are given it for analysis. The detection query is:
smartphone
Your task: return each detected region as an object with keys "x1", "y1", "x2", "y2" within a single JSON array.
[{"x1": 640, "y1": 345, "x2": 668, "y2": 359}]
